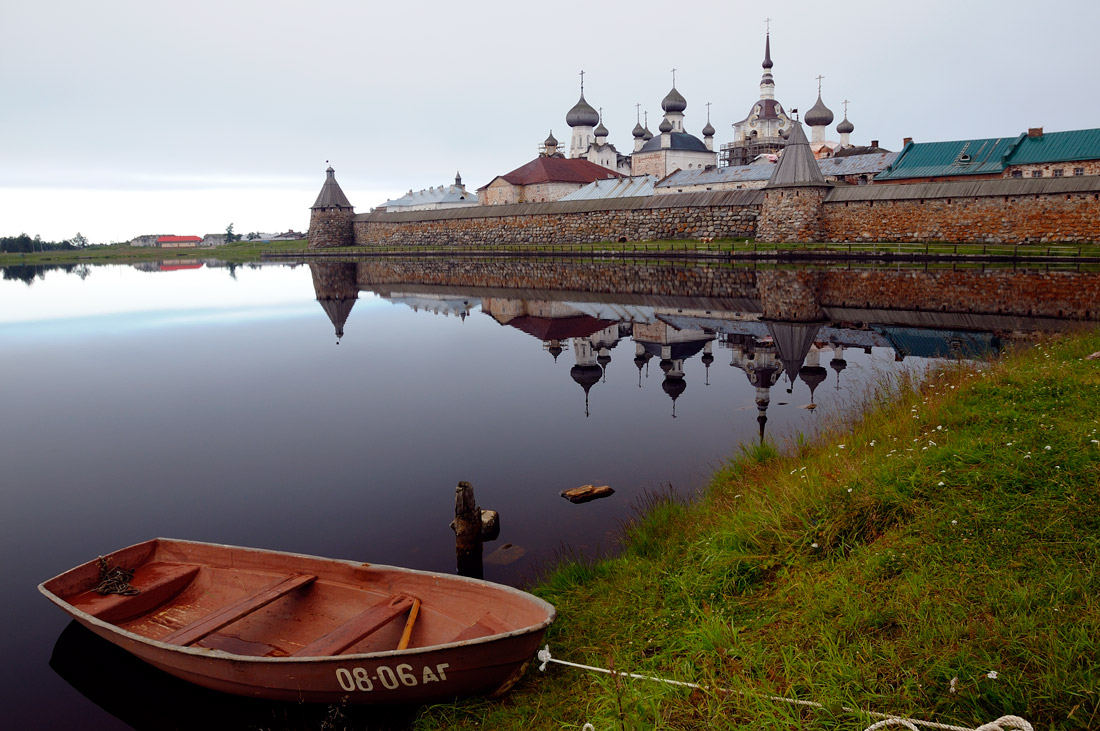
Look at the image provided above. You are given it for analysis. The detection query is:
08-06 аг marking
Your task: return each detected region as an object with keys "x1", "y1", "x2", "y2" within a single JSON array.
[{"x1": 335, "y1": 663, "x2": 450, "y2": 692}]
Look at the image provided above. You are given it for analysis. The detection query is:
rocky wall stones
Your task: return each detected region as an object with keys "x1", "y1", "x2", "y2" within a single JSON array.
[
  {"x1": 308, "y1": 208, "x2": 354, "y2": 249},
  {"x1": 757, "y1": 187, "x2": 828, "y2": 243}
]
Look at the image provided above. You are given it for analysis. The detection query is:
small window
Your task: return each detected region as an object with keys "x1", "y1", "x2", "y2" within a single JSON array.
[
  {"x1": 1031, "y1": 170, "x2": 1042, "y2": 178},
  {"x1": 1011, "y1": 170, "x2": 1023, "y2": 178},
  {"x1": 1053, "y1": 169, "x2": 1063, "y2": 177},
  {"x1": 1075, "y1": 167, "x2": 1085, "y2": 176}
]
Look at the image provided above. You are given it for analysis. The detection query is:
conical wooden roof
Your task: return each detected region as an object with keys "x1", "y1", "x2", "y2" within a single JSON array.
[
  {"x1": 766, "y1": 122, "x2": 830, "y2": 188},
  {"x1": 311, "y1": 166, "x2": 354, "y2": 209}
]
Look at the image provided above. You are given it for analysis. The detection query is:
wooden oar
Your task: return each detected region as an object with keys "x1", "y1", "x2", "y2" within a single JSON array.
[{"x1": 397, "y1": 597, "x2": 421, "y2": 650}]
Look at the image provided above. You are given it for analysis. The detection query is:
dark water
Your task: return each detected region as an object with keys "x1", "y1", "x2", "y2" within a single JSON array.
[{"x1": 0, "y1": 258, "x2": 1090, "y2": 729}]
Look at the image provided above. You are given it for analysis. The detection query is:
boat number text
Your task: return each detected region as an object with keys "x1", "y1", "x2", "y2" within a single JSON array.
[{"x1": 335, "y1": 663, "x2": 450, "y2": 692}]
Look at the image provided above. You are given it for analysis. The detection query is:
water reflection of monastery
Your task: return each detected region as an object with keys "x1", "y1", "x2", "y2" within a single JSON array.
[{"x1": 311, "y1": 261, "x2": 1011, "y2": 440}]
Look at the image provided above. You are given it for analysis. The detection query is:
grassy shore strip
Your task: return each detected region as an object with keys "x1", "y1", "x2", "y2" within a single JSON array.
[
  {"x1": 414, "y1": 332, "x2": 1100, "y2": 731},
  {"x1": 0, "y1": 239, "x2": 308, "y2": 267}
]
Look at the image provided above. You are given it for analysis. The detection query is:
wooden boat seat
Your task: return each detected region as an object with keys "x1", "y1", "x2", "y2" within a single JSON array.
[
  {"x1": 164, "y1": 573, "x2": 317, "y2": 647},
  {"x1": 73, "y1": 562, "x2": 201, "y2": 623},
  {"x1": 293, "y1": 594, "x2": 416, "y2": 657},
  {"x1": 450, "y1": 612, "x2": 506, "y2": 643}
]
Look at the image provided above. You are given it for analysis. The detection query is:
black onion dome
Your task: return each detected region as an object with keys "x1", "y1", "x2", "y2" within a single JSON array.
[
  {"x1": 762, "y1": 34, "x2": 773, "y2": 70},
  {"x1": 659, "y1": 116, "x2": 673, "y2": 133},
  {"x1": 632, "y1": 121, "x2": 646, "y2": 138},
  {"x1": 702, "y1": 121, "x2": 716, "y2": 136},
  {"x1": 594, "y1": 120, "x2": 609, "y2": 137},
  {"x1": 837, "y1": 115, "x2": 854, "y2": 134},
  {"x1": 662, "y1": 86, "x2": 687, "y2": 113},
  {"x1": 545, "y1": 130, "x2": 558, "y2": 146},
  {"x1": 643, "y1": 126, "x2": 654, "y2": 141},
  {"x1": 566, "y1": 94, "x2": 600, "y2": 127},
  {"x1": 805, "y1": 93, "x2": 834, "y2": 127}
]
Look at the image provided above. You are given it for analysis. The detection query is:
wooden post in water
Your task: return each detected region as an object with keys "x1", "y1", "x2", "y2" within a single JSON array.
[{"x1": 453, "y1": 481, "x2": 483, "y2": 579}]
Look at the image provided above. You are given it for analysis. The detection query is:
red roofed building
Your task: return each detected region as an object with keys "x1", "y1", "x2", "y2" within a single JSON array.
[
  {"x1": 479, "y1": 134, "x2": 625, "y2": 205},
  {"x1": 157, "y1": 235, "x2": 202, "y2": 248}
]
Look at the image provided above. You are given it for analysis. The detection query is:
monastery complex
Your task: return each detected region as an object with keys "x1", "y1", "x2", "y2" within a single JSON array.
[{"x1": 310, "y1": 31, "x2": 1100, "y2": 248}]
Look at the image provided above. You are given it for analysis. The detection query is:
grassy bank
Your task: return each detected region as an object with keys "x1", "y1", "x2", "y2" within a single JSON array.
[
  {"x1": 0, "y1": 239, "x2": 308, "y2": 267},
  {"x1": 414, "y1": 331, "x2": 1100, "y2": 730}
]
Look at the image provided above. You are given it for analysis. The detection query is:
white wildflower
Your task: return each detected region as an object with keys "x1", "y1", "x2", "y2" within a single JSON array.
[
  {"x1": 949, "y1": 677, "x2": 958, "y2": 694},
  {"x1": 811, "y1": 542, "x2": 819, "y2": 549},
  {"x1": 1044, "y1": 445, "x2": 1052, "y2": 451},
  {"x1": 938, "y1": 481, "x2": 945, "y2": 486},
  {"x1": 987, "y1": 671, "x2": 998, "y2": 680}
]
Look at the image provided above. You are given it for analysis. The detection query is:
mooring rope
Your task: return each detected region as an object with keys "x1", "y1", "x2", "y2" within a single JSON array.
[
  {"x1": 94, "y1": 556, "x2": 140, "y2": 596},
  {"x1": 536, "y1": 646, "x2": 1032, "y2": 731}
]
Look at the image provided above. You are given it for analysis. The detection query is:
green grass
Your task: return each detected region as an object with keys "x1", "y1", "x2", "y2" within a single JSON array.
[
  {"x1": 412, "y1": 332, "x2": 1100, "y2": 731},
  {"x1": 0, "y1": 239, "x2": 308, "y2": 267}
]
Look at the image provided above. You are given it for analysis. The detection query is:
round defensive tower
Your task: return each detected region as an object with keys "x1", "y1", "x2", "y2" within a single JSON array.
[{"x1": 308, "y1": 166, "x2": 355, "y2": 249}]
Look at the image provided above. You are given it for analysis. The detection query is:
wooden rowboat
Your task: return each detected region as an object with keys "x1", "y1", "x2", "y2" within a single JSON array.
[{"x1": 39, "y1": 538, "x2": 556, "y2": 704}]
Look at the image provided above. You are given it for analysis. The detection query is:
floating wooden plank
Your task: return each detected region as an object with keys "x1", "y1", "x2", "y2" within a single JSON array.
[
  {"x1": 560, "y1": 484, "x2": 615, "y2": 504},
  {"x1": 75, "y1": 563, "x2": 200, "y2": 623},
  {"x1": 294, "y1": 594, "x2": 415, "y2": 657},
  {"x1": 164, "y1": 573, "x2": 316, "y2": 647}
]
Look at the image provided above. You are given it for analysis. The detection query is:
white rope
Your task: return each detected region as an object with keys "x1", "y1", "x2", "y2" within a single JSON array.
[{"x1": 536, "y1": 646, "x2": 1033, "y2": 731}]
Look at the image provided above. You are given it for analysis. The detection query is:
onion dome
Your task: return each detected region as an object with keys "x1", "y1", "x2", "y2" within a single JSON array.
[
  {"x1": 658, "y1": 116, "x2": 673, "y2": 133},
  {"x1": 632, "y1": 121, "x2": 646, "y2": 138},
  {"x1": 545, "y1": 130, "x2": 558, "y2": 147},
  {"x1": 594, "y1": 119, "x2": 609, "y2": 138},
  {"x1": 662, "y1": 86, "x2": 687, "y2": 113},
  {"x1": 837, "y1": 115, "x2": 854, "y2": 135},
  {"x1": 702, "y1": 121, "x2": 715, "y2": 137},
  {"x1": 805, "y1": 93, "x2": 834, "y2": 127},
  {"x1": 566, "y1": 94, "x2": 600, "y2": 127},
  {"x1": 642, "y1": 126, "x2": 654, "y2": 141},
  {"x1": 762, "y1": 33, "x2": 774, "y2": 70}
]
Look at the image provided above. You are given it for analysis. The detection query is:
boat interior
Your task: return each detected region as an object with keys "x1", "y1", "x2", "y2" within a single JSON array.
[{"x1": 41, "y1": 539, "x2": 551, "y2": 659}]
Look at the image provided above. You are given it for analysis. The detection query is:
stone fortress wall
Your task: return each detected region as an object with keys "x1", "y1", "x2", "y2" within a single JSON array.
[{"x1": 344, "y1": 176, "x2": 1100, "y2": 247}]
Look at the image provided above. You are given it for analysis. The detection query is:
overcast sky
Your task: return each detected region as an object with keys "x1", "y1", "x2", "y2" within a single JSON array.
[{"x1": 3, "y1": 0, "x2": 1099, "y2": 243}]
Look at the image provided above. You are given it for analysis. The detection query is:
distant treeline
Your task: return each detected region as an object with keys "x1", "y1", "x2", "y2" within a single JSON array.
[{"x1": 1, "y1": 234, "x2": 81, "y2": 253}]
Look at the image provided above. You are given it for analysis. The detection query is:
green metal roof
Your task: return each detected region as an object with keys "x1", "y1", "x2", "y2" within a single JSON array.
[
  {"x1": 875, "y1": 136, "x2": 1022, "y2": 180},
  {"x1": 1006, "y1": 128, "x2": 1100, "y2": 165}
]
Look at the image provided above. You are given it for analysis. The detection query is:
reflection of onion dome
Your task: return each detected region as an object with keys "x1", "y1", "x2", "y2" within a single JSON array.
[
  {"x1": 702, "y1": 121, "x2": 715, "y2": 137},
  {"x1": 799, "y1": 365, "x2": 828, "y2": 402},
  {"x1": 659, "y1": 358, "x2": 673, "y2": 373},
  {"x1": 548, "y1": 343, "x2": 563, "y2": 361},
  {"x1": 633, "y1": 121, "x2": 646, "y2": 138},
  {"x1": 545, "y1": 130, "x2": 558, "y2": 147},
  {"x1": 837, "y1": 115, "x2": 854, "y2": 135},
  {"x1": 658, "y1": 117, "x2": 673, "y2": 133},
  {"x1": 662, "y1": 375, "x2": 686, "y2": 400},
  {"x1": 594, "y1": 119, "x2": 609, "y2": 138},
  {"x1": 597, "y1": 353, "x2": 611, "y2": 368},
  {"x1": 701, "y1": 352, "x2": 714, "y2": 367},
  {"x1": 830, "y1": 357, "x2": 847, "y2": 374},
  {"x1": 571, "y1": 363, "x2": 603, "y2": 417},
  {"x1": 566, "y1": 95, "x2": 600, "y2": 127},
  {"x1": 805, "y1": 93, "x2": 834, "y2": 127},
  {"x1": 662, "y1": 86, "x2": 687, "y2": 113}
]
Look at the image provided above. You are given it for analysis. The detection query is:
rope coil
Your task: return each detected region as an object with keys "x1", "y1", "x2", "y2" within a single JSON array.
[
  {"x1": 94, "y1": 556, "x2": 140, "y2": 596},
  {"x1": 536, "y1": 646, "x2": 1033, "y2": 731}
]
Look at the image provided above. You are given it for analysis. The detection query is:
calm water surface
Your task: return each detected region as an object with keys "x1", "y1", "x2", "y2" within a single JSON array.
[{"x1": 0, "y1": 259, "x2": 1082, "y2": 729}]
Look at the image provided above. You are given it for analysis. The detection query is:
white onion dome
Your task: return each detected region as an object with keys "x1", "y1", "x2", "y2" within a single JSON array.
[
  {"x1": 661, "y1": 86, "x2": 687, "y2": 113},
  {"x1": 566, "y1": 94, "x2": 600, "y2": 127},
  {"x1": 837, "y1": 115, "x2": 854, "y2": 135},
  {"x1": 632, "y1": 121, "x2": 646, "y2": 138},
  {"x1": 805, "y1": 93, "x2": 834, "y2": 127},
  {"x1": 702, "y1": 121, "x2": 715, "y2": 137}
]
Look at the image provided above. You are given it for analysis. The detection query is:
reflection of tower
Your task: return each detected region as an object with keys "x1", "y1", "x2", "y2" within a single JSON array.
[
  {"x1": 701, "y1": 341, "x2": 714, "y2": 386},
  {"x1": 572, "y1": 336, "x2": 602, "y2": 417},
  {"x1": 830, "y1": 344, "x2": 848, "y2": 390},
  {"x1": 634, "y1": 342, "x2": 652, "y2": 388},
  {"x1": 767, "y1": 321, "x2": 823, "y2": 395},
  {"x1": 798, "y1": 345, "x2": 828, "y2": 406},
  {"x1": 309, "y1": 262, "x2": 359, "y2": 344},
  {"x1": 729, "y1": 335, "x2": 782, "y2": 444}
]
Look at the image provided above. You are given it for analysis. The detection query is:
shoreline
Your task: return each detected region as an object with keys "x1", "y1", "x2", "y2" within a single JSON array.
[{"x1": 412, "y1": 330, "x2": 1100, "y2": 731}]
